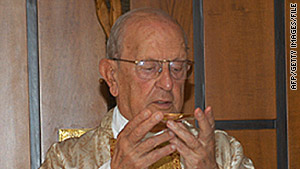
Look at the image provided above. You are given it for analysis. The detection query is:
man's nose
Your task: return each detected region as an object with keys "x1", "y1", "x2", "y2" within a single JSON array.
[{"x1": 155, "y1": 64, "x2": 173, "y2": 91}]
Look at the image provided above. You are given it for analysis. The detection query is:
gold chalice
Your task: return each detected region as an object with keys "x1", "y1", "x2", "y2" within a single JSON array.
[
  {"x1": 151, "y1": 112, "x2": 195, "y2": 132},
  {"x1": 162, "y1": 112, "x2": 194, "y2": 122}
]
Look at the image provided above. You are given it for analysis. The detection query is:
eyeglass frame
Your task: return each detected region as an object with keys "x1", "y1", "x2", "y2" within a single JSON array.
[{"x1": 108, "y1": 57, "x2": 194, "y2": 80}]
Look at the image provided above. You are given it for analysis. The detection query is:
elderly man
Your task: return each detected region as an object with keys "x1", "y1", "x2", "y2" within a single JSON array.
[{"x1": 40, "y1": 8, "x2": 254, "y2": 169}]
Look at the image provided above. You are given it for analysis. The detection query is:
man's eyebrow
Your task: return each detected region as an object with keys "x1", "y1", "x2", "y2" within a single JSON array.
[
  {"x1": 140, "y1": 58, "x2": 189, "y2": 62},
  {"x1": 136, "y1": 53, "x2": 188, "y2": 61}
]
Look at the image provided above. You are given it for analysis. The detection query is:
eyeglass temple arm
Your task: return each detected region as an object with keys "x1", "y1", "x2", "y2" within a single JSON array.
[{"x1": 108, "y1": 57, "x2": 138, "y2": 64}]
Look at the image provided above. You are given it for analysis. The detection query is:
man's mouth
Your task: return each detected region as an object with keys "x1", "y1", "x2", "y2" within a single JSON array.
[
  {"x1": 152, "y1": 100, "x2": 172, "y2": 109},
  {"x1": 150, "y1": 100, "x2": 174, "y2": 132}
]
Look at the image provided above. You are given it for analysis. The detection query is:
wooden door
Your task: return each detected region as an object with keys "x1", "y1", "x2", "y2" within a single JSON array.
[
  {"x1": 286, "y1": 0, "x2": 300, "y2": 168},
  {"x1": 203, "y1": 0, "x2": 278, "y2": 168},
  {"x1": 37, "y1": 0, "x2": 108, "y2": 160},
  {"x1": 0, "y1": 0, "x2": 30, "y2": 168}
]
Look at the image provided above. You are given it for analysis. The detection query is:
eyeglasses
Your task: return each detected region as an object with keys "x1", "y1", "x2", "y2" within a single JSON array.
[{"x1": 109, "y1": 57, "x2": 194, "y2": 80}]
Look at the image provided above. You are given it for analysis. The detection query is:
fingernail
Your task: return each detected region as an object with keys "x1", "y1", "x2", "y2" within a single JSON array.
[
  {"x1": 155, "y1": 113, "x2": 162, "y2": 120},
  {"x1": 168, "y1": 131, "x2": 174, "y2": 136},
  {"x1": 197, "y1": 111, "x2": 203, "y2": 118},
  {"x1": 144, "y1": 111, "x2": 151, "y2": 117},
  {"x1": 206, "y1": 107, "x2": 212, "y2": 114},
  {"x1": 171, "y1": 144, "x2": 176, "y2": 150},
  {"x1": 167, "y1": 120, "x2": 174, "y2": 127}
]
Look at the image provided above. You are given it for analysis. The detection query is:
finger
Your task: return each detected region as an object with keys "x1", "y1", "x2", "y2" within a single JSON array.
[
  {"x1": 204, "y1": 106, "x2": 215, "y2": 128},
  {"x1": 134, "y1": 130, "x2": 175, "y2": 155},
  {"x1": 195, "y1": 108, "x2": 213, "y2": 137},
  {"x1": 169, "y1": 137, "x2": 199, "y2": 161},
  {"x1": 120, "y1": 109, "x2": 152, "y2": 136},
  {"x1": 177, "y1": 121, "x2": 213, "y2": 149},
  {"x1": 128, "y1": 111, "x2": 163, "y2": 143},
  {"x1": 139, "y1": 143, "x2": 176, "y2": 168},
  {"x1": 166, "y1": 120, "x2": 201, "y2": 149},
  {"x1": 170, "y1": 137, "x2": 216, "y2": 168}
]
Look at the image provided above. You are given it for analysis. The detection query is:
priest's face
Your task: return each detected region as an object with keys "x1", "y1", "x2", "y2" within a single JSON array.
[{"x1": 114, "y1": 19, "x2": 188, "y2": 120}]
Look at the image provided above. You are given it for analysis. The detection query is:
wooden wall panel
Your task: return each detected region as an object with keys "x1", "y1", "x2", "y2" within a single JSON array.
[
  {"x1": 285, "y1": 1, "x2": 300, "y2": 168},
  {"x1": 0, "y1": 0, "x2": 30, "y2": 168},
  {"x1": 38, "y1": 0, "x2": 108, "y2": 159},
  {"x1": 204, "y1": 0, "x2": 276, "y2": 120},
  {"x1": 131, "y1": 0, "x2": 195, "y2": 114},
  {"x1": 227, "y1": 129, "x2": 277, "y2": 169}
]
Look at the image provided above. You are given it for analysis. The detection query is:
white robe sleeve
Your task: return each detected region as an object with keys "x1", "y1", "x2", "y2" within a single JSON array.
[
  {"x1": 99, "y1": 159, "x2": 111, "y2": 169},
  {"x1": 214, "y1": 130, "x2": 255, "y2": 169}
]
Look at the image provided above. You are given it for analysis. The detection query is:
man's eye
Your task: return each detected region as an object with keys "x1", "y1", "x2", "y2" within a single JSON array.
[
  {"x1": 141, "y1": 66, "x2": 156, "y2": 72},
  {"x1": 171, "y1": 66, "x2": 183, "y2": 72}
]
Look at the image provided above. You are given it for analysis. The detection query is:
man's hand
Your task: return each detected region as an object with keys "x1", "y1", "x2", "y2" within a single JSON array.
[
  {"x1": 167, "y1": 106, "x2": 218, "y2": 169},
  {"x1": 111, "y1": 109, "x2": 176, "y2": 169}
]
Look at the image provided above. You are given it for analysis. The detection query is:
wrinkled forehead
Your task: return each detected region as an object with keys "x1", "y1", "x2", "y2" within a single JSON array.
[{"x1": 122, "y1": 18, "x2": 187, "y2": 60}]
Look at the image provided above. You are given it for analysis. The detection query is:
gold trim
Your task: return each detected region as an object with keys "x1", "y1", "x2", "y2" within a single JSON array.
[{"x1": 58, "y1": 128, "x2": 91, "y2": 142}]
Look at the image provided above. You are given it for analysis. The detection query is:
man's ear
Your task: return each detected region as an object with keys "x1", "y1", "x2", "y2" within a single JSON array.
[{"x1": 99, "y1": 59, "x2": 118, "y2": 97}]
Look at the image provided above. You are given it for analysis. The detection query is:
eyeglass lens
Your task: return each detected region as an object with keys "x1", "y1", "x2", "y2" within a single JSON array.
[{"x1": 136, "y1": 60, "x2": 190, "y2": 80}]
